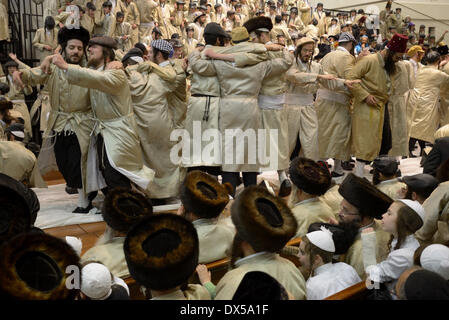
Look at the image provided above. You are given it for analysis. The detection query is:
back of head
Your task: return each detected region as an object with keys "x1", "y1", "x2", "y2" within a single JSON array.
[
  {"x1": 426, "y1": 50, "x2": 441, "y2": 64},
  {"x1": 404, "y1": 269, "x2": 449, "y2": 300}
]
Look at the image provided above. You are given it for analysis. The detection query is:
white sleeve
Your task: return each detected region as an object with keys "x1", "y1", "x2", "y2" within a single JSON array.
[{"x1": 366, "y1": 249, "x2": 413, "y2": 283}]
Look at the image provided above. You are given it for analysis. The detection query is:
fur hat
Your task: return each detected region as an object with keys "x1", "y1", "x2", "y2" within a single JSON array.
[
  {"x1": 102, "y1": 188, "x2": 153, "y2": 234},
  {"x1": 338, "y1": 173, "x2": 393, "y2": 219},
  {"x1": 231, "y1": 186, "x2": 297, "y2": 252},
  {"x1": 0, "y1": 173, "x2": 40, "y2": 244},
  {"x1": 232, "y1": 271, "x2": 289, "y2": 300},
  {"x1": 0, "y1": 233, "x2": 80, "y2": 299},
  {"x1": 243, "y1": 17, "x2": 273, "y2": 34},
  {"x1": 179, "y1": 170, "x2": 233, "y2": 219},
  {"x1": 124, "y1": 214, "x2": 199, "y2": 291},
  {"x1": 58, "y1": 26, "x2": 90, "y2": 47},
  {"x1": 289, "y1": 157, "x2": 331, "y2": 196},
  {"x1": 88, "y1": 36, "x2": 118, "y2": 49}
]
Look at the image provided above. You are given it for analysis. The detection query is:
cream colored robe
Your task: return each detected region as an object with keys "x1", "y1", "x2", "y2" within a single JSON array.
[
  {"x1": 409, "y1": 65, "x2": 449, "y2": 144},
  {"x1": 215, "y1": 252, "x2": 307, "y2": 300},
  {"x1": 0, "y1": 141, "x2": 46, "y2": 188},
  {"x1": 347, "y1": 52, "x2": 390, "y2": 161},
  {"x1": 183, "y1": 38, "x2": 198, "y2": 57},
  {"x1": 298, "y1": 0, "x2": 311, "y2": 26},
  {"x1": 66, "y1": 65, "x2": 155, "y2": 193},
  {"x1": 32, "y1": 28, "x2": 59, "y2": 63},
  {"x1": 388, "y1": 60, "x2": 411, "y2": 157},
  {"x1": 285, "y1": 59, "x2": 346, "y2": 161},
  {"x1": 0, "y1": 3, "x2": 9, "y2": 41},
  {"x1": 416, "y1": 181, "x2": 449, "y2": 246},
  {"x1": 21, "y1": 65, "x2": 92, "y2": 191},
  {"x1": 287, "y1": 16, "x2": 305, "y2": 33},
  {"x1": 0, "y1": 76, "x2": 33, "y2": 140},
  {"x1": 112, "y1": 21, "x2": 133, "y2": 52},
  {"x1": 439, "y1": 62, "x2": 449, "y2": 127},
  {"x1": 80, "y1": 14, "x2": 95, "y2": 36},
  {"x1": 340, "y1": 220, "x2": 391, "y2": 279},
  {"x1": 312, "y1": 10, "x2": 326, "y2": 36},
  {"x1": 320, "y1": 183, "x2": 343, "y2": 219},
  {"x1": 291, "y1": 197, "x2": 335, "y2": 238},
  {"x1": 154, "y1": 3, "x2": 173, "y2": 39},
  {"x1": 151, "y1": 285, "x2": 211, "y2": 300},
  {"x1": 403, "y1": 59, "x2": 422, "y2": 135},
  {"x1": 317, "y1": 47, "x2": 355, "y2": 161},
  {"x1": 376, "y1": 179, "x2": 406, "y2": 201},
  {"x1": 125, "y1": 62, "x2": 180, "y2": 198},
  {"x1": 134, "y1": 0, "x2": 158, "y2": 39},
  {"x1": 81, "y1": 237, "x2": 129, "y2": 278},
  {"x1": 124, "y1": 1, "x2": 140, "y2": 45},
  {"x1": 193, "y1": 218, "x2": 235, "y2": 264}
]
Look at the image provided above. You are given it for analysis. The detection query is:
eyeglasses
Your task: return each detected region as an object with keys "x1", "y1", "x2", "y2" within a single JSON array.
[{"x1": 339, "y1": 205, "x2": 360, "y2": 216}]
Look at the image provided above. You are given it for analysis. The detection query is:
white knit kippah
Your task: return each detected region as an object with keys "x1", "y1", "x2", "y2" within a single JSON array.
[
  {"x1": 420, "y1": 244, "x2": 449, "y2": 280},
  {"x1": 81, "y1": 263, "x2": 112, "y2": 300},
  {"x1": 306, "y1": 226, "x2": 335, "y2": 253},
  {"x1": 65, "y1": 236, "x2": 82, "y2": 256},
  {"x1": 398, "y1": 199, "x2": 425, "y2": 222}
]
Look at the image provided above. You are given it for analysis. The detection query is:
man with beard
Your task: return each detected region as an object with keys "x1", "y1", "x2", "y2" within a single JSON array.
[
  {"x1": 347, "y1": 33, "x2": 408, "y2": 177},
  {"x1": 50, "y1": 35, "x2": 155, "y2": 194},
  {"x1": 285, "y1": 37, "x2": 358, "y2": 162},
  {"x1": 372, "y1": 156, "x2": 405, "y2": 200},
  {"x1": 13, "y1": 26, "x2": 95, "y2": 213},
  {"x1": 327, "y1": 173, "x2": 393, "y2": 279},
  {"x1": 316, "y1": 32, "x2": 357, "y2": 177},
  {"x1": 33, "y1": 16, "x2": 59, "y2": 64}
]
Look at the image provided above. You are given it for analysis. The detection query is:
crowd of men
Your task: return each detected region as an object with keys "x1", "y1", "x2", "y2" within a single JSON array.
[{"x1": 0, "y1": 0, "x2": 448, "y2": 300}]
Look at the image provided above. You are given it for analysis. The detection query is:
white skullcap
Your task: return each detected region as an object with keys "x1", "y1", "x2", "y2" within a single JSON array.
[
  {"x1": 420, "y1": 244, "x2": 449, "y2": 280},
  {"x1": 81, "y1": 263, "x2": 112, "y2": 300},
  {"x1": 130, "y1": 56, "x2": 144, "y2": 63},
  {"x1": 305, "y1": 226, "x2": 335, "y2": 253},
  {"x1": 398, "y1": 199, "x2": 425, "y2": 222},
  {"x1": 65, "y1": 236, "x2": 82, "y2": 256},
  {"x1": 10, "y1": 130, "x2": 25, "y2": 139}
]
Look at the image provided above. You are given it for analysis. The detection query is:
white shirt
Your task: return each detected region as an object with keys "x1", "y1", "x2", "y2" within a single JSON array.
[
  {"x1": 306, "y1": 262, "x2": 361, "y2": 300},
  {"x1": 365, "y1": 234, "x2": 420, "y2": 295}
]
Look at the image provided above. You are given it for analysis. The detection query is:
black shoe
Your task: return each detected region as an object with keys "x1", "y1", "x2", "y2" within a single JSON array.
[
  {"x1": 72, "y1": 203, "x2": 93, "y2": 214},
  {"x1": 278, "y1": 179, "x2": 292, "y2": 197},
  {"x1": 341, "y1": 161, "x2": 354, "y2": 171},
  {"x1": 65, "y1": 186, "x2": 78, "y2": 195},
  {"x1": 88, "y1": 191, "x2": 98, "y2": 202},
  {"x1": 331, "y1": 171, "x2": 344, "y2": 178}
]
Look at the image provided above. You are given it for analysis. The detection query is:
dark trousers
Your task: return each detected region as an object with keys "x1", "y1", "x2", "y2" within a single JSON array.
[
  {"x1": 290, "y1": 136, "x2": 301, "y2": 161},
  {"x1": 187, "y1": 166, "x2": 221, "y2": 177},
  {"x1": 96, "y1": 134, "x2": 131, "y2": 190},
  {"x1": 222, "y1": 171, "x2": 258, "y2": 197},
  {"x1": 409, "y1": 138, "x2": 426, "y2": 156},
  {"x1": 53, "y1": 132, "x2": 82, "y2": 189}
]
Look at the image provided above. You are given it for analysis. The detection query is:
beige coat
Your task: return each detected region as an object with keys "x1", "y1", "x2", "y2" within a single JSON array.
[
  {"x1": 80, "y1": 14, "x2": 95, "y2": 36},
  {"x1": 388, "y1": 60, "x2": 411, "y2": 157},
  {"x1": 154, "y1": 3, "x2": 173, "y2": 39},
  {"x1": 66, "y1": 65, "x2": 155, "y2": 193},
  {"x1": 81, "y1": 237, "x2": 129, "y2": 278},
  {"x1": 98, "y1": 13, "x2": 116, "y2": 37},
  {"x1": 287, "y1": 16, "x2": 305, "y2": 33},
  {"x1": 341, "y1": 220, "x2": 391, "y2": 279},
  {"x1": 439, "y1": 62, "x2": 449, "y2": 127},
  {"x1": 291, "y1": 197, "x2": 335, "y2": 238},
  {"x1": 416, "y1": 181, "x2": 449, "y2": 246},
  {"x1": 0, "y1": 141, "x2": 46, "y2": 188},
  {"x1": 21, "y1": 65, "x2": 93, "y2": 190},
  {"x1": 126, "y1": 62, "x2": 180, "y2": 198},
  {"x1": 298, "y1": 0, "x2": 311, "y2": 25},
  {"x1": 112, "y1": 21, "x2": 133, "y2": 52},
  {"x1": 215, "y1": 252, "x2": 307, "y2": 300},
  {"x1": 376, "y1": 179, "x2": 406, "y2": 200},
  {"x1": 286, "y1": 59, "x2": 346, "y2": 161},
  {"x1": 320, "y1": 183, "x2": 343, "y2": 219},
  {"x1": 151, "y1": 284, "x2": 211, "y2": 300},
  {"x1": 183, "y1": 38, "x2": 198, "y2": 57},
  {"x1": 347, "y1": 52, "x2": 390, "y2": 161},
  {"x1": 193, "y1": 218, "x2": 235, "y2": 264},
  {"x1": 32, "y1": 28, "x2": 59, "y2": 63},
  {"x1": 135, "y1": 0, "x2": 158, "y2": 39},
  {"x1": 124, "y1": 1, "x2": 140, "y2": 45},
  {"x1": 317, "y1": 47, "x2": 355, "y2": 161},
  {"x1": 0, "y1": 3, "x2": 9, "y2": 41},
  {"x1": 312, "y1": 10, "x2": 326, "y2": 36},
  {"x1": 409, "y1": 65, "x2": 449, "y2": 143}
]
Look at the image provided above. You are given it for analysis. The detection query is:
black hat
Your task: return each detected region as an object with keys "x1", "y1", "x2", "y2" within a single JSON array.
[
  {"x1": 189, "y1": 2, "x2": 196, "y2": 8},
  {"x1": 102, "y1": 1, "x2": 112, "y2": 7},
  {"x1": 231, "y1": 186, "x2": 297, "y2": 252},
  {"x1": 180, "y1": 171, "x2": 233, "y2": 219},
  {"x1": 3, "y1": 60, "x2": 18, "y2": 69},
  {"x1": 372, "y1": 156, "x2": 399, "y2": 176},
  {"x1": 437, "y1": 45, "x2": 449, "y2": 56},
  {"x1": 101, "y1": 188, "x2": 153, "y2": 233},
  {"x1": 290, "y1": 7, "x2": 298, "y2": 13},
  {"x1": 244, "y1": 16, "x2": 273, "y2": 34},
  {"x1": 58, "y1": 26, "x2": 90, "y2": 47},
  {"x1": 338, "y1": 173, "x2": 393, "y2": 219},
  {"x1": 176, "y1": 0, "x2": 185, "y2": 4},
  {"x1": 0, "y1": 233, "x2": 80, "y2": 299},
  {"x1": 214, "y1": 3, "x2": 222, "y2": 9},
  {"x1": 0, "y1": 173, "x2": 40, "y2": 244},
  {"x1": 289, "y1": 157, "x2": 331, "y2": 196},
  {"x1": 122, "y1": 48, "x2": 144, "y2": 63},
  {"x1": 0, "y1": 96, "x2": 12, "y2": 110},
  {"x1": 88, "y1": 36, "x2": 118, "y2": 49},
  {"x1": 400, "y1": 173, "x2": 439, "y2": 199},
  {"x1": 124, "y1": 214, "x2": 199, "y2": 291},
  {"x1": 152, "y1": 27, "x2": 162, "y2": 35},
  {"x1": 404, "y1": 269, "x2": 449, "y2": 300},
  {"x1": 204, "y1": 22, "x2": 229, "y2": 38},
  {"x1": 4, "y1": 122, "x2": 25, "y2": 139},
  {"x1": 233, "y1": 271, "x2": 289, "y2": 300}
]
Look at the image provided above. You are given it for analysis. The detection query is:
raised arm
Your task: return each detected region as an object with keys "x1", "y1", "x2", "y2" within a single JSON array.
[
  {"x1": 136, "y1": 60, "x2": 177, "y2": 82},
  {"x1": 66, "y1": 65, "x2": 127, "y2": 95}
]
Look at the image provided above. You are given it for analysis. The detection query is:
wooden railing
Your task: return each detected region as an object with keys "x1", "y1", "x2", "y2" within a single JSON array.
[{"x1": 324, "y1": 281, "x2": 368, "y2": 300}]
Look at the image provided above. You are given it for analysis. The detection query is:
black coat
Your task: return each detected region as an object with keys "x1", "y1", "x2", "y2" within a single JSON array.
[{"x1": 423, "y1": 137, "x2": 449, "y2": 176}]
